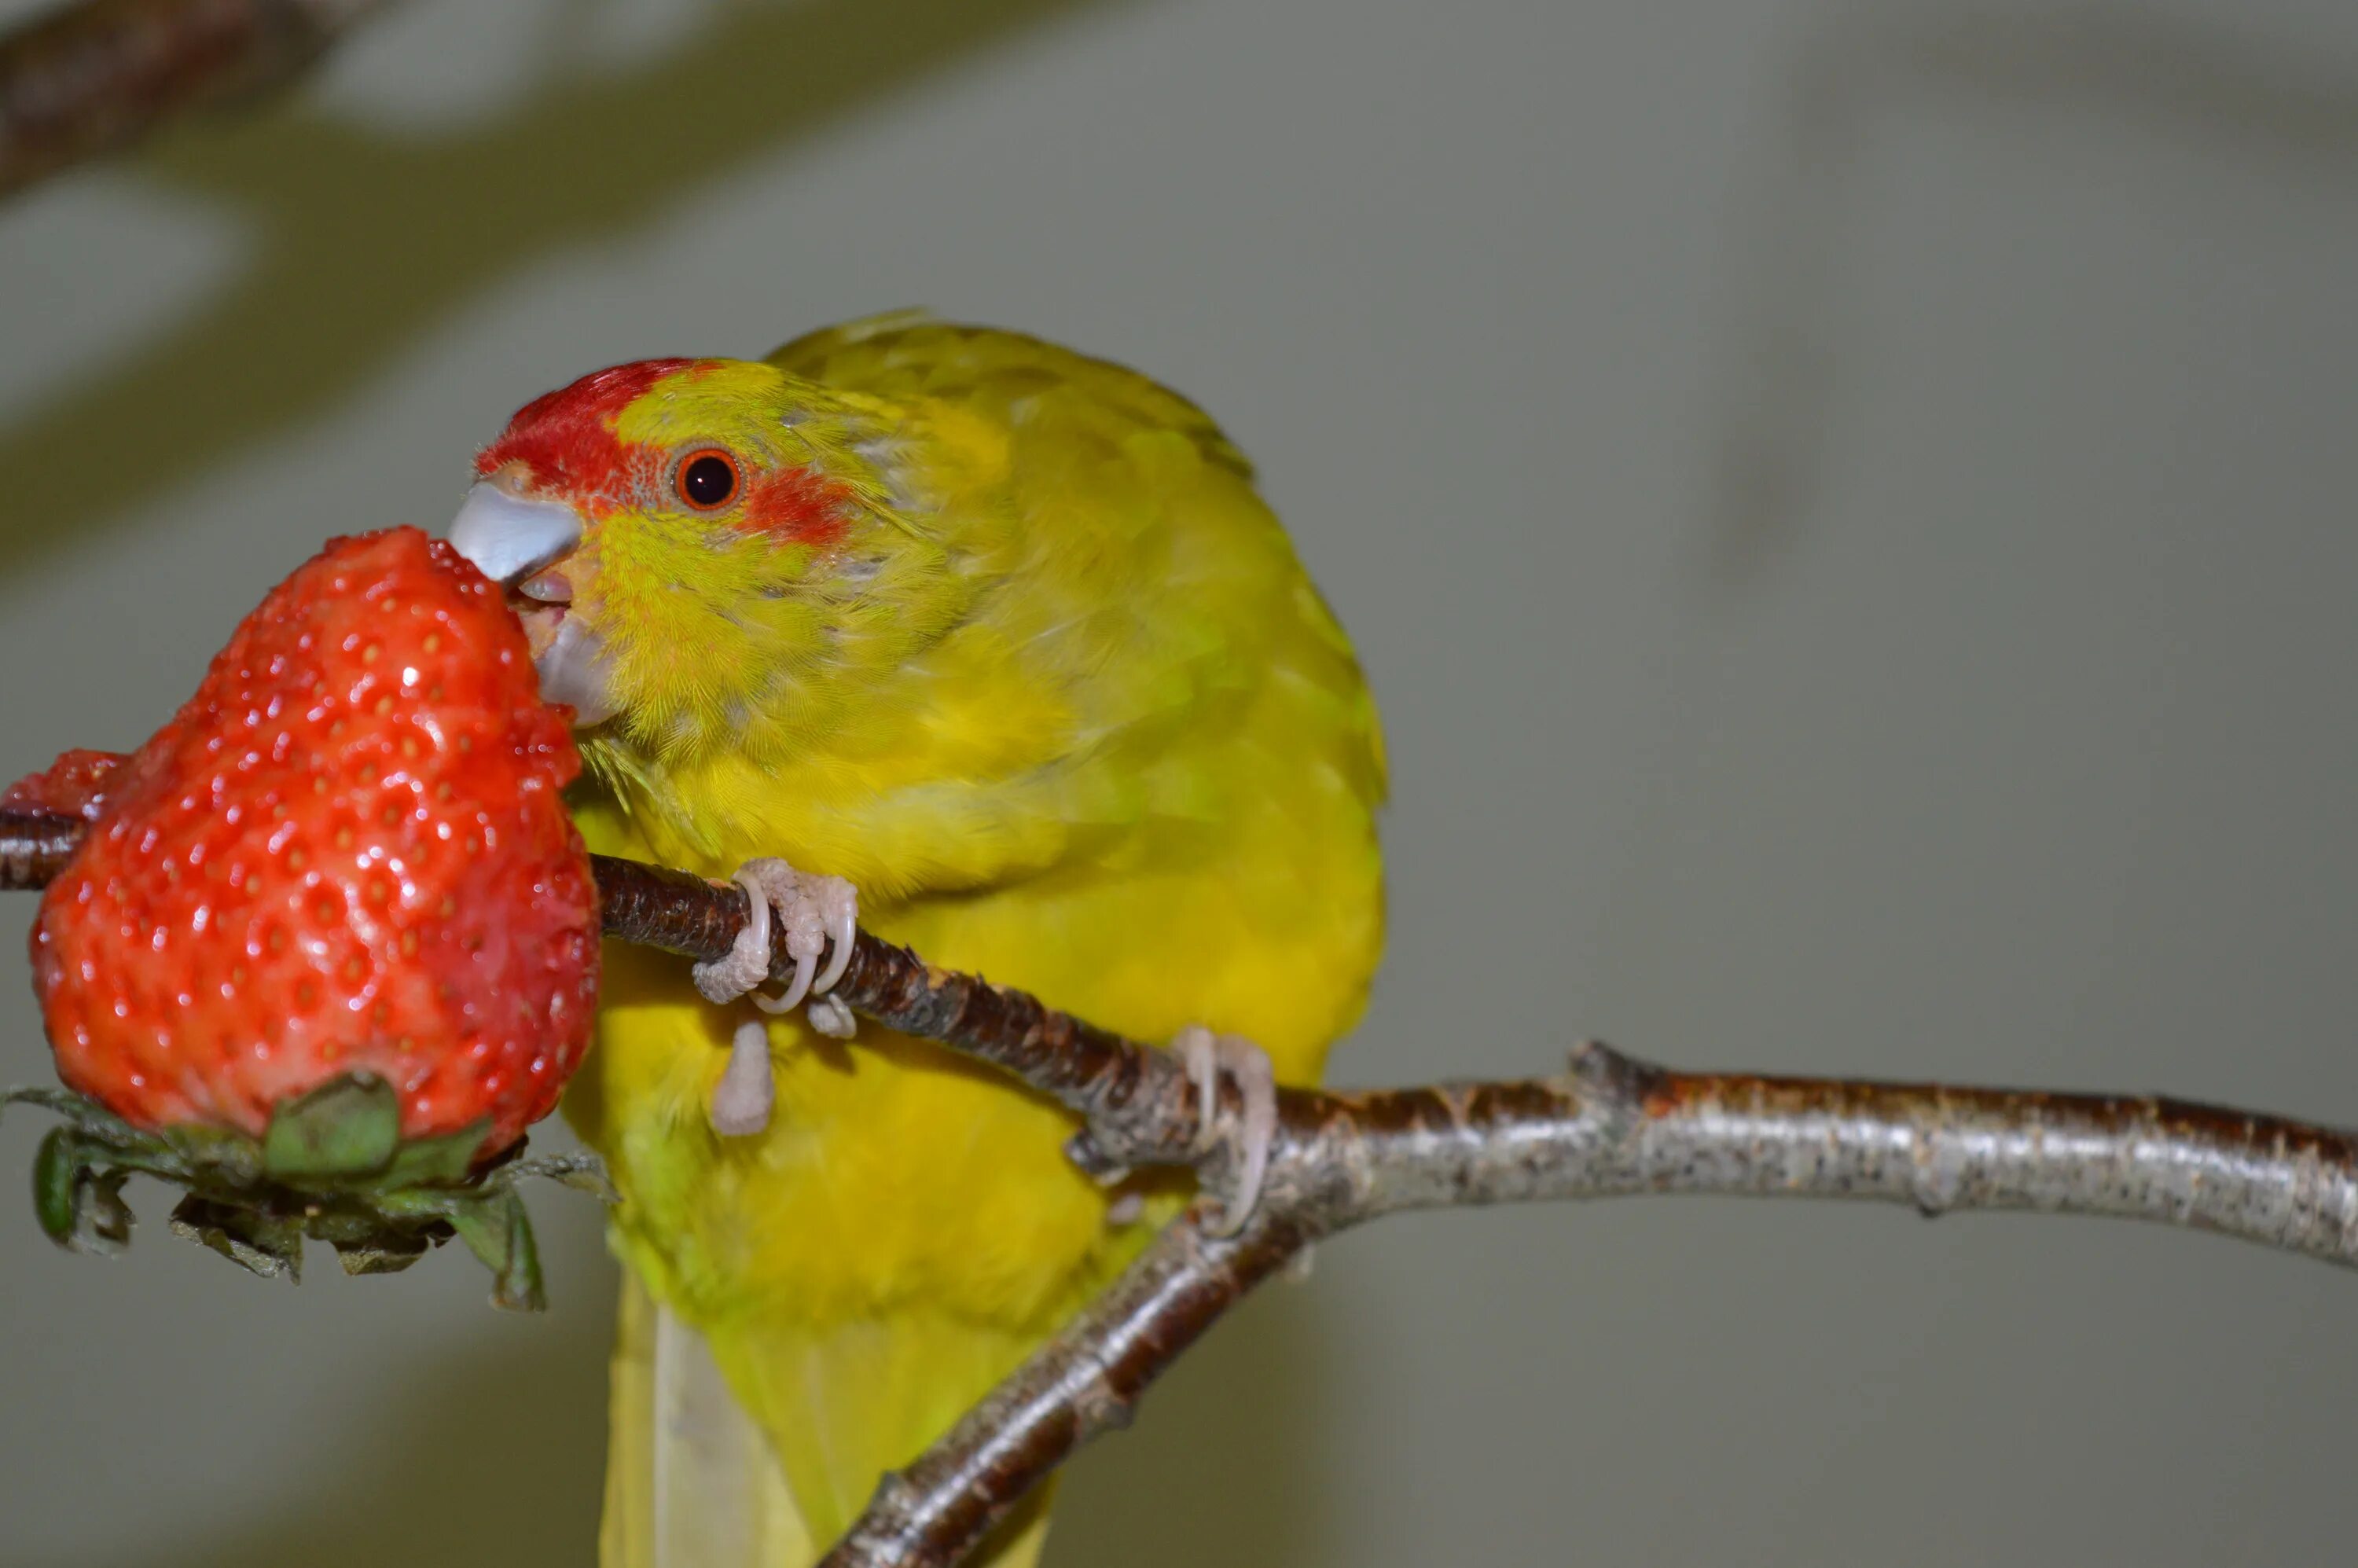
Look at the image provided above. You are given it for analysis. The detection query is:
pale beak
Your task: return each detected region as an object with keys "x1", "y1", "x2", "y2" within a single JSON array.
[
  {"x1": 445, "y1": 482, "x2": 619, "y2": 727},
  {"x1": 447, "y1": 482, "x2": 582, "y2": 586}
]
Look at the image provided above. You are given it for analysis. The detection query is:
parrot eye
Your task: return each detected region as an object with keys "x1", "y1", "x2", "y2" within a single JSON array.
[{"x1": 675, "y1": 450, "x2": 742, "y2": 511}]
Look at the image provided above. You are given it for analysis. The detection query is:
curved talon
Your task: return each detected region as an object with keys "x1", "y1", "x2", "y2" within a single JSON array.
[
  {"x1": 1172, "y1": 1024, "x2": 1279, "y2": 1236},
  {"x1": 1227, "y1": 1041, "x2": 1276, "y2": 1229},
  {"x1": 1177, "y1": 1026, "x2": 1219, "y2": 1154},
  {"x1": 805, "y1": 993, "x2": 857, "y2": 1040},
  {"x1": 815, "y1": 883, "x2": 858, "y2": 994},
  {"x1": 691, "y1": 869, "x2": 777, "y2": 1005},
  {"x1": 734, "y1": 870, "x2": 771, "y2": 964},
  {"x1": 760, "y1": 947, "x2": 818, "y2": 1013},
  {"x1": 734, "y1": 868, "x2": 795, "y2": 1012}
]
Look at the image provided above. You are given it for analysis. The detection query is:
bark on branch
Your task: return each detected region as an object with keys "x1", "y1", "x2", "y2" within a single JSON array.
[
  {"x1": 10, "y1": 808, "x2": 2358, "y2": 1567},
  {"x1": 0, "y1": 0, "x2": 400, "y2": 196}
]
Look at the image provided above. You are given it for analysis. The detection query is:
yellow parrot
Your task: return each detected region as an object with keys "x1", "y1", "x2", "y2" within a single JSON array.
[{"x1": 446, "y1": 316, "x2": 1385, "y2": 1566}]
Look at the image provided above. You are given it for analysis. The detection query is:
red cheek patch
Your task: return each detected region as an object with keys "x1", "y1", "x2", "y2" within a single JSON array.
[{"x1": 737, "y1": 464, "x2": 855, "y2": 546}]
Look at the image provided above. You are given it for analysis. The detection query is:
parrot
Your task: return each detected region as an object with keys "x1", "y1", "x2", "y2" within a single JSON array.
[{"x1": 444, "y1": 314, "x2": 1387, "y2": 1567}]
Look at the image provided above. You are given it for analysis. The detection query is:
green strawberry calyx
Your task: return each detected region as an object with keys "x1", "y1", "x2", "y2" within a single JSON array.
[{"x1": 1, "y1": 1073, "x2": 612, "y2": 1311}]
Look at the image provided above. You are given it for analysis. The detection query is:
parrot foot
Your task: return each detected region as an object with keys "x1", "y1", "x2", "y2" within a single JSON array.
[
  {"x1": 1172, "y1": 1024, "x2": 1278, "y2": 1236},
  {"x1": 692, "y1": 857, "x2": 859, "y2": 1018},
  {"x1": 710, "y1": 1020, "x2": 775, "y2": 1137},
  {"x1": 806, "y1": 993, "x2": 858, "y2": 1040}
]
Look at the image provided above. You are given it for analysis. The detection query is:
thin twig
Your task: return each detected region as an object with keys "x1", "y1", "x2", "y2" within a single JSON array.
[
  {"x1": 0, "y1": 808, "x2": 83, "y2": 887},
  {"x1": 823, "y1": 1205, "x2": 1310, "y2": 1568},
  {"x1": 594, "y1": 854, "x2": 1196, "y2": 1155},
  {"x1": 0, "y1": 0, "x2": 400, "y2": 197},
  {"x1": 11, "y1": 809, "x2": 2358, "y2": 1567},
  {"x1": 817, "y1": 1046, "x2": 2358, "y2": 1566}
]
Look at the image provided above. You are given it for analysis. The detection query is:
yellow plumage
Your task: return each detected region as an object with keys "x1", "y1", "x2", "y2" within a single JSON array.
[{"x1": 510, "y1": 318, "x2": 1383, "y2": 1565}]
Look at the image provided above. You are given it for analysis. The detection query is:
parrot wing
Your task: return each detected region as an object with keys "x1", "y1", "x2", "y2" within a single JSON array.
[{"x1": 769, "y1": 311, "x2": 1257, "y2": 483}]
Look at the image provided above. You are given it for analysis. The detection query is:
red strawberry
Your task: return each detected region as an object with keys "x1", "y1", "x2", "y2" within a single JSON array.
[
  {"x1": 3, "y1": 748, "x2": 129, "y2": 822},
  {"x1": 28, "y1": 527, "x2": 598, "y2": 1164}
]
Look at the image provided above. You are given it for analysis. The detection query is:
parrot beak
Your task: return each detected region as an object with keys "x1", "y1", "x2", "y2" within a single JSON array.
[
  {"x1": 446, "y1": 481, "x2": 619, "y2": 727},
  {"x1": 448, "y1": 482, "x2": 581, "y2": 586}
]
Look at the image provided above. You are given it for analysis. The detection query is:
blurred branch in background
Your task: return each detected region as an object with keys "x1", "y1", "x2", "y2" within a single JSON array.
[
  {"x1": 0, "y1": 0, "x2": 1109, "y2": 585},
  {"x1": 13, "y1": 809, "x2": 2358, "y2": 1567},
  {"x1": 0, "y1": 0, "x2": 400, "y2": 196}
]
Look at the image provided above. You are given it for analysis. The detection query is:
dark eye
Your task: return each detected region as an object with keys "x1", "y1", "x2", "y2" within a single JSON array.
[{"x1": 676, "y1": 449, "x2": 740, "y2": 510}]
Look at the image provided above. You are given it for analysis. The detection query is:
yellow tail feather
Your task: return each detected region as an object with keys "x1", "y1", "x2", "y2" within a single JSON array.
[
  {"x1": 602, "y1": 1274, "x2": 1051, "y2": 1568},
  {"x1": 604, "y1": 1276, "x2": 817, "y2": 1567}
]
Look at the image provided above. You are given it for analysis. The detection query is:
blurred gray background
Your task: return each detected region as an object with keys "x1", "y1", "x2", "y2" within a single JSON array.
[{"x1": 3, "y1": 0, "x2": 2356, "y2": 1562}]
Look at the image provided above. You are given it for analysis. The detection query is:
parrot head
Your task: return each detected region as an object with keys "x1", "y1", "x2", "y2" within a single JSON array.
[{"x1": 446, "y1": 358, "x2": 951, "y2": 755}]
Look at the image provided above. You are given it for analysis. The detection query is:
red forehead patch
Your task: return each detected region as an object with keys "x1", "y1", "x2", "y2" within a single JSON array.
[
  {"x1": 474, "y1": 359, "x2": 703, "y2": 509},
  {"x1": 475, "y1": 358, "x2": 854, "y2": 545}
]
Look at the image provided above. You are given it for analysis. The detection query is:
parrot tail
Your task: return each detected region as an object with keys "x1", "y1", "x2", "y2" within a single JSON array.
[
  {"x1": 602, "y1": 1275, "x2": 817, "y2": 1566},
  {"x1": 600, "y1": 1276, "x2": 1055, "y2": 1568}
]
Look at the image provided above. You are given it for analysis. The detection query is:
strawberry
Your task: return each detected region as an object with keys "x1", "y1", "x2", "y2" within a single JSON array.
[
  {"x1": 28, "y1": 527, "x2": 599, "y2": 1165},
  {"x1": 2, "y1": 748, "x2": 128, "y2": 822}
]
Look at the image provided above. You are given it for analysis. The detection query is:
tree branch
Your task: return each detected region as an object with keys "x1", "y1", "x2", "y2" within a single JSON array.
[
  {"x1": 814, "y1": 1045, "x2": 2358, "y2": 1566},
  {"x1": 0, "y1": 0, "x2": 400, "y2": 197},
  {"x1": 821, "y1": 1206, "x2": 1310, "y2": 1568},
  {"x1": 0, "y1": 807, "x2": 83, "y2": 887},
  {"x1": 12, "y1": 807, "x2": 2358, "y2": 1566}
]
